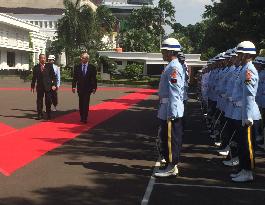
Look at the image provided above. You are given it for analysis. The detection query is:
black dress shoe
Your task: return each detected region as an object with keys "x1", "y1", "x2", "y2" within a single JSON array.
[
  {"x1": 36, "y1": 114, "x2": 43, "y2": 120},
  {"x1": 80, "y1": 118, "x2": 87, "y2": 123},
  {"x1": 46, "y1": 114, "x2": 51, "y2": 120}
]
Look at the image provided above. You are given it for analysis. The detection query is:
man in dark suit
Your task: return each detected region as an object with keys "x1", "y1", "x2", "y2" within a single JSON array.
[
  {"x1": 72, "y1": 52, "x2": 97, "y2": 123},
  {"x1": 31, "y1": 54, "x2": 57, "y2": 120}
]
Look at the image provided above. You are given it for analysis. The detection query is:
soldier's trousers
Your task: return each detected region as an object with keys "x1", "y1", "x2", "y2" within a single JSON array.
[
  {"x1": 238, "y1": 124, "x2": 256, "y2": 171},
  {"x1": 260, "y1": 108, "x2": 265, "y2": 129},
  {"x1": 158, "y1": 118, "x2": 183, "y2": 165},
  {"x1": 208, "y1": 100, "x2": 217, "y2": 117},
  {"x1": 51, "y1": 89, "x2": 58, "y2": 107},
  {"x1": 220, "y1": 118, "x2": 236, "y2": 149}
]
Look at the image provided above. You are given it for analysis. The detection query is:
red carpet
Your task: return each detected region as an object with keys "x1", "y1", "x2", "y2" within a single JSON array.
[
  {"x1": 0, "y1": 123, "x2": 17, "y2": 137},
  {"x1": 0, "y1": 89, "x2": 155, "y2": 176},
  {"x1": 0, "y1": 87, "x2": 137, "y2": 91}
]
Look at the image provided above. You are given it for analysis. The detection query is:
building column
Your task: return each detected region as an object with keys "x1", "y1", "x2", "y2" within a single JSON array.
[
  {"x1": 58, "y1": 52, "x2": 66, "y2": 66},
  {"x1": 143, "y1": 62, "x2": 147, "y2": 75},
  {"x1": 53, "y1": 21, "x2": 56, "y2": 29},
  {"x1": 0, "y1": 49, "x2": 7, "y2": 69}
]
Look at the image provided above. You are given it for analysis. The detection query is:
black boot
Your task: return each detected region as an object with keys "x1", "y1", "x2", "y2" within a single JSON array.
[{"x1": 36, "y1": 113, "x2": 43, "y2": 120}]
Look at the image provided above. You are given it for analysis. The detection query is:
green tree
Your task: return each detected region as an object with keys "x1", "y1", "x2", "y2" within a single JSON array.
[
  {"x1": 124, "y1": 63, "x2": 144, "y2": 80},
  {"x1": 96, "y1": 5, "x2": 116, "y2": 33},
  {"x1": 169, "y1": 0, "x2": 265, "y2": 60},
  {"x1": 122, "y1": 28, "x2": 159, "y2": 52},
  {"x1": 120, "y1": 0, "x2": 176, "y2": 52},
  {"x1": 202, "y1": 0, "x2": 265, "y2": 56},
  {"x1": 50, "y1": 0, "x2": 115, "y2": 66},
  {"x1": 171, "y1": 21, "x2": 208, "y2": 54},
  {"x1": 156, "y1": 0, "x2": 176, "y2": 27}
]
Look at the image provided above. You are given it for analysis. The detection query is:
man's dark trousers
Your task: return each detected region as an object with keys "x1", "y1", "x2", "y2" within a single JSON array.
[
  {"x1": 78, "y1": 92, "x2": 91, "y2": 122},
  {"x1": 37, "y1": 88, "x2": 52, "y2": 116},
  {"x1": 51, "y1": 89, "x2": 58, "y2": 107},
  {"x1": 72, "y1": 63, "x2": 97, "y2": 123}
]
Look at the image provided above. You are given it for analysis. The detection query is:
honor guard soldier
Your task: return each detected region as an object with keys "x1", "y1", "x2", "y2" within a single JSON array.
[
  {"x1": 231, "y1": 41, "x2": 261, "y2": 182},
  {"x1": 256, "y1": 57, "x2": 265, "y2": 149},
  {"x1": 48, "y1": 55, "x2": 61, "y2": 111},
  {"x1": 254, "y1": 56, "x2": 265, "y2": 146},
  {"x1": 154, "y1": 38, "x2": 185, "y2": 177}
]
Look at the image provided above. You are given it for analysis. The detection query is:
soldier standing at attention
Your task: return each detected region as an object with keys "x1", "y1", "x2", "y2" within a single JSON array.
[
  {"x1": 231, "y1": 41, "x2": 261, "y2": 182},
  {"x1": 154, "y1": 38, "x2": 185, "y2": 177}
]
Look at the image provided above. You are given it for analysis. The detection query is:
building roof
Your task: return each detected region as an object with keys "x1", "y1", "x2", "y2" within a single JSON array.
[
  {"x1": 102, "y1": 0, "x2": 153, "y2": 5},
  {"x1": 98, "y1": 51, "x2": 207, "y2": 66},
  {"x1": 0, "y1": 7, "x2": 64, "y2": 15},
  {"x1": 0, "y1": 0, "x2": 97, "y2": 14},
  {"x1": 0, "y1": 13, "x2": 40, "y2": 32},
  {"x1": 0, "y1": 0, "x2": 66, "y2": 9},
  {"x1": 91, "y1": 0, "x2": 103, "y2": 5}
]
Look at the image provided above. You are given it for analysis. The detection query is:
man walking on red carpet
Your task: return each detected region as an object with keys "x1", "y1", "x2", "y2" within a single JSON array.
[
  {"x1": 31, "y1": 54, "x2": 57, "y2": 120},
  {"x1": 72, "y1": 52, "x2": 97, "y2": 123}
]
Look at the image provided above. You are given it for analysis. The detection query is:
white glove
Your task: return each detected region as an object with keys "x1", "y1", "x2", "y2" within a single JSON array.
[
  {"x1": 228, "y1": 97, "x2": 233, "y2": 102},
  {"x1": 242, "y1": 118, "x2": 253, "y2": 126},
  {"x1": 235, "y1": 101, "x2": 242, "y2": 107},
  {"x1": 167, "y1": 116, "x2": 176, "y2": 122}
]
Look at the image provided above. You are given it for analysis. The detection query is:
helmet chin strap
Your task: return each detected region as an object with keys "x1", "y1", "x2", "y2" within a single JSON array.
[{"x1": 168, "y1": 50, "x2": 179, "y2": 56}]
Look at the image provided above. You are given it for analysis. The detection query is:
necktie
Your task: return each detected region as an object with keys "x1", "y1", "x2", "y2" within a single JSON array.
[
  {"x1": 41, "y1": 64, "x2": 45, "y2": 72},
  {"x1": 82, "y1": 64, "x2": 86, "y2": 76}
]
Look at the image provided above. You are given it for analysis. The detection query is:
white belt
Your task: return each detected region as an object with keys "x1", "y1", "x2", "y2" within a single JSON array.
[
  {"x1": 160, "y1": 98, "x2": 169, "y2": 104},
  {"x1": 233, "y1": 101, "x2": 242, "y2": 107}
]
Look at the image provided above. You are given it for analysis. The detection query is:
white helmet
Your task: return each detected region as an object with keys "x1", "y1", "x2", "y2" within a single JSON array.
[
  {"x1": 216, "y1": 52, "x2": 226, "y2": 60},
  {"x1": 236, "y1": 41, "x2": 256, "y2": 55},
  {"x1": 48, "y1": 55, "x2": 56, "y2": 60},
  {"x1": 254, "y1": 56, "x2": 265, "y2": 65},
  {"x1": 224, "y1": 49, "x2": 233, "y2": 58},
  {"x1": 212, "y1": 54, "x2": 219, "y2": 62},
  {"x1": 261, "y1": 57, "x2": 265, "y2": 65},
  {"x1": 230, "y1": 47, "x2": 238, "y2": 56},
  {"x1": 161, "y1": 38, "x2": 181, "y2": 51}
]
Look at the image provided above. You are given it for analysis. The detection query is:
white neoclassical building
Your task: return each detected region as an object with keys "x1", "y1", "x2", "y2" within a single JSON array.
[
  {"x1": 0, "y1": 0, "x2": 155, "y2": 70},
  {"x1": 0, "y1": 0, "x2": 98, "y2": 41},
  {"x1": 0, "y1": 13, "x2": 47, "y2": 71},
  {"x1": 0, "y1": 0, "x2": 98, "y2": 67}
]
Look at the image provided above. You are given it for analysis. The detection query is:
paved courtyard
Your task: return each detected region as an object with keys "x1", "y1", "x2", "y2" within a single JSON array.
[{"x1": 0, "y1": 77, "x2": 264, "y2": 205}]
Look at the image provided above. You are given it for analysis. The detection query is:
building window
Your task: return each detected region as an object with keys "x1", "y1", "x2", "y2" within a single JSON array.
[
  {"x1": 44, "y1": 21, "x2": 48, "y2": 28},
  {"x1": 7, "y1": 52, "x2": 15, "y2": 67},
  {"x1": 35, "y1": 21, "x2": 38, "y2": 25},
  {"x1": 39, "y1": 21, "x2": 43, "y2": 28},
  {"x1": 49, "y1": 21, "x2": 53, "y2": 28},
  {"x1": 115, "y1": 61, "x2": 122, "y2": 65},
  {"x1": 127, "y1": 61, "x2": 143, "y2": 65},
  {"x1": 30, "y1": 21, "x2": 33, "y2": 24}
]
